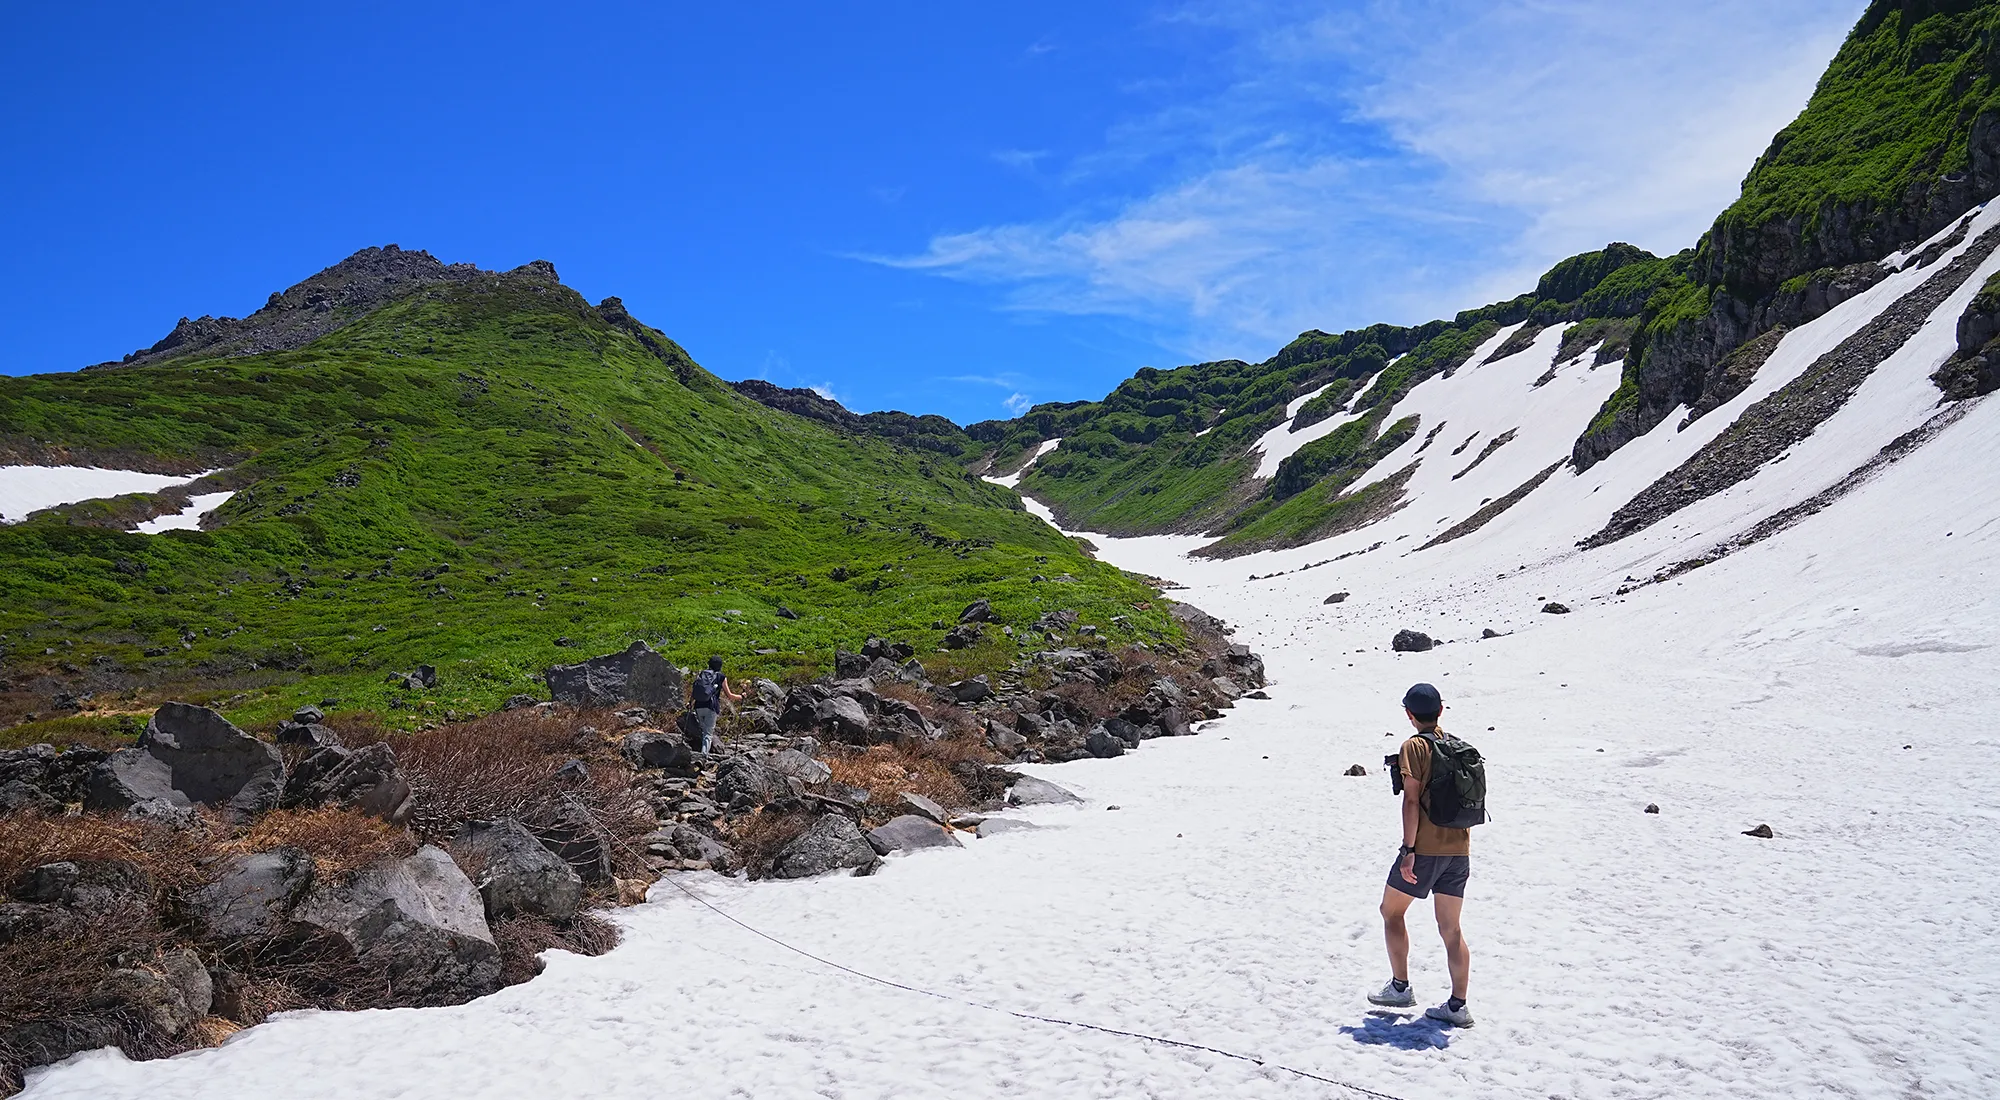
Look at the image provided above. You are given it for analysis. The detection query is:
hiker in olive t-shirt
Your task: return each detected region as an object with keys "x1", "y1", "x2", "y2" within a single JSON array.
[{"x1": 1366, "y1": 682, "x2": 1474, "y2": 1027}]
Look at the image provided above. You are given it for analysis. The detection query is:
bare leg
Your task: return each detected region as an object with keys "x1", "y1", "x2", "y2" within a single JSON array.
[
  {"x1": 1433, "y1": 892, "x2": 1470, "y2": 1000},
  {"x1": 1379, "y1": 886, "x2": 1415, "y2": 982}
]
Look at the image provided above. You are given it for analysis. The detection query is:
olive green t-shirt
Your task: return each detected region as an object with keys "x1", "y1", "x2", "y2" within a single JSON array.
[{"x1": 1401, "y1": 734, "x2": 1472, "y2": 857}]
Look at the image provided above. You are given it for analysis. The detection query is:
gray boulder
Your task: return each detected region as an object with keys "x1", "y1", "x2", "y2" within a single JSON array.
[
  {"x1": 715, "y1": 756, "x2": 786, "y2": 807},
  {"x1": 1103, "y1": 718, "x2": 1143, "y2": 748},
  {"x1": 976, "y1": 816, "x2": 1042, "y2": 838},
  {"x1": 1211, "y1": 676, "x2": 1244, "y2": 699},
  {"x1": 85, "y1": 703, "x2": 284, "y2": 821},
  {"x1": 959, "y1": 598, "x2": 1000, "y2": 624},
  {"x1": 1392, "y1": 629, "x2": 1435, "y2": 653},
  {"x1": 897, "y1": 791, "x2": 949, "y2": 824},
  {"x1": 942, "y1": 623, "x2": 983, "y2": 649},
  {"x1": 274, "y1": 719, "x2": 342, "y2": 748},
  {"x1": 622, "y1": 729, "x2": 695, "y2": 775},
  {"x1": 815, "y1": 694, "x2": 873, "y2": 742},
  {"x1": 767, "y1": 748, "x2": 832, "y2": 787},
  {"x1": 546, "y1": 641, "x2": 685, "y2": 708},
  {"x1": 1542, "y1": 601, "x2": 1572, "y2": 615},
  {"x1": 772, "y1": 813, "x2": 879, "y2": 879},
  {"x1": 453, "y1": 818, "x2": 582, "y2": 923},
  {"x1": 185, "y1": 847, "x2": 315, "y2": 940},
  {"x1": 1008, "y1": 776, "x2": 1082, "y2": 806},
  {"x1": 1157, "y1": 706, "x2": 1191, "y2": 738},
  {"x1": 292, "y1": 845, "x2": 501, "y2": 1005},
  {"x1": 87, "y1": 947, "x2": 212, "y2": 1037},
  {"x1": 866, "y1": 814, "x2": 960, "y2": 855},
  {"x1": 986, "y1": 720, "x2": 1027, "y2": 757}
]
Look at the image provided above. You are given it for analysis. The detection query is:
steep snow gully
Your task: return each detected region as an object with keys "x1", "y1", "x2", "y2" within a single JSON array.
[{"x1": 28, "y1": 220, "x2": 2000, "y2": 1100}]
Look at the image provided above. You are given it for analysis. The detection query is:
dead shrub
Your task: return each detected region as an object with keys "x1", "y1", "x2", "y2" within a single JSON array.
[
  {"x1": 489, "y1": 912, "x2": 619, "y2": 987},
  {"x1": 824, "y1": 732, "x2": 999, "y2": 817},
  {"x1": 0, "y1": 899, "x2": 171, "y2": 1092},
  {"x1": 0, "y1": 811, "x2": 219, "y2": 898},
  {"x1": 731, "y1": 808, "x2": 813, "y2": 880},
  {"x1": 229, "y1": 808, "x2": 415, "y2": 881},
  {"x1": 346, "y1": 708, "x2": 654, "y2": 879}
]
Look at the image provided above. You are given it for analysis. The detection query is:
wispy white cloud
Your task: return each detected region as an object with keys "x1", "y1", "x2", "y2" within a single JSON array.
[
  {"x1": 1003, "y1": 392, "x2": 1035, "y2": 414},
  {"x1": 870, "y1": 1, "x2": 1861, "y2": 360}
]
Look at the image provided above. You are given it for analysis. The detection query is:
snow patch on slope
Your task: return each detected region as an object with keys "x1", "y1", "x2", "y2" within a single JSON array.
[{"x1": 0, "y1": 466, "x2": 205, "y2": 524}]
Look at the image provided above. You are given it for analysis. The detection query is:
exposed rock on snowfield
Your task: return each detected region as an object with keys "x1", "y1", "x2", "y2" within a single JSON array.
[
  {"x1": 773, "y1": 814, "x2": 879, "y2": 878},
  {"x1": 1392, "y1": 630, "x2": 1435, "y2": 653}
]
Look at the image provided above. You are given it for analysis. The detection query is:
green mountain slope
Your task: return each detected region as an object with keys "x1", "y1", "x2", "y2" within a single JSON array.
[
  {"x1": 999, "y1": 243, "x2": 1672, "y2": 545},
  {"x1": 0, "y1": 253, "x2": 1170, "y2": 740},
  {"x1": 1574, "y1": 0, "x2": 2000, "y2": 466},
  {"x1": 956, "y1": 0, "x2": 2000, "y2": 532}
]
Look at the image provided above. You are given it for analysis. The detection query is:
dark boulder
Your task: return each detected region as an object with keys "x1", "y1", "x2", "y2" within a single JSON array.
[
  {"x1": 12, "y1": 859, "x2": 152, "y2": 913},
  {"x1": 283, "y1": 742, "x2": 414, "y2": 824},
  {"x1": 292, "y1": 845, "x2": 501, "y2": 1005},
  {"x1": 1102, "y1": 718, "x2": 1143, "y2": 749},
  {"x1": 1324, "y1": 592, "x2": 1349, "y2": 604},
  {"x1": 546, "y1": 641, "x2": 684, "y2": 708},
  {"x1": 1344, "y1": 764, "x2": 1368, "y2": 777},
  {"x1": 772, "y1": 813, "x2": 879, "y2": 878},
  {"x1": 274, "y1": 719, "x2": 343, "y2": 748},
  {"x1": 452, "y1": 818, "x2": 582, "y2": 923},
  {"x1": 942, "y1": 623, "x2": 983, "y2": 649},
  {"x1": 949, "y1": 676, "x2": 994, "y2": 704},
  {"x1": 542, "y1": 795, "x2": 616, "y2": 883},
  {"x1": 1542, "y1": 602, "x2": 1572, "y2": 615},
  {"x1": 1083, "y1": 726, "x2": 1127, "y2": 759},
  {"x1": 1392, "y1": 630, "x2": 1435, "y2": 653},
  {"x1": 959, "y1": 598, "x2": 1001, "y2": 624},
  {"x1": 622, "y1": 729, "x2": 695, "y2": 775},
  {"x1": 184, "y1": 847, "x2": 315, "y2": 940},
  {"x1": 85, "y1": 703, "x2": 284, "y2": 822},
  {"x1": 87, "y1": 946, "x2": 212, "y2": 1038},
  {"x1": 834, "y1": 649, "x2": 871, "y2": 680}
]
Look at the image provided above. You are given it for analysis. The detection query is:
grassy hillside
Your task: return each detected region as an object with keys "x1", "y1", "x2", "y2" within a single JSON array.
[{"x1": 0, "y1": 260, "x2": 1171, "y2": 741}]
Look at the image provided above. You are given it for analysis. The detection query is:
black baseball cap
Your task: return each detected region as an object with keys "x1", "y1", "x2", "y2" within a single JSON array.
[{"x1": 1403, "y1": 682, "x2": 1442, "y2": 721}]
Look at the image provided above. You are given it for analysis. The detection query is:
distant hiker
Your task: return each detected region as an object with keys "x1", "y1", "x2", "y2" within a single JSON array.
[
  {"x1": 1367, "y1": 682, "x2": 1486, "y2": 1027},
  {"x1": 690, "y1": 656, "x2": 741, "y2": 754}
]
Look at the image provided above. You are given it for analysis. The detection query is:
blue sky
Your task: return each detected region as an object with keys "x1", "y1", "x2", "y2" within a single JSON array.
[{"x1": 1, "y1": 1, "x2": 1862, "y2": 423}]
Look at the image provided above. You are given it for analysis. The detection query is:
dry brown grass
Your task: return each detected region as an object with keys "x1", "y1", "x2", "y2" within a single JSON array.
[
  {"x1": 824, "y1": 732, "x2": 999, "y2": 815},
  {"x1": 229, "y1": 808, "x2": 416, "y2": 880},
  {"x1": 0, "y1": 810, "x2": 218, "y2": 897}
]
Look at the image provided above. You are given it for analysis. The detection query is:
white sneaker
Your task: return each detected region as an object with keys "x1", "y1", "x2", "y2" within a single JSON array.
[
  {"x1": 1366, "y1": 979, "x2": 1416, "y2": 1007},
  {"x1": 1424, "y1": 1001, "x2": 1474, "y2": 1027}
]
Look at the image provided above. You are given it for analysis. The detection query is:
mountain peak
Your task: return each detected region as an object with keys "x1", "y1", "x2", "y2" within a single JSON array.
[{"x1": 93, "y1": 245, "x2": 533, "y2": 370}]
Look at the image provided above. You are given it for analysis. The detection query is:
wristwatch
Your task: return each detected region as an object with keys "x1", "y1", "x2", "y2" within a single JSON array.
[{"x1": 1399, "y1": 844, "x2": 1417, "y2": 856}]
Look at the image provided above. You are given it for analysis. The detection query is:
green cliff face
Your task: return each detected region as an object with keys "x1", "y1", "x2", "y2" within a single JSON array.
[{"x1": 1573, "y1": 0, "x2": 2000, "y2": 468}]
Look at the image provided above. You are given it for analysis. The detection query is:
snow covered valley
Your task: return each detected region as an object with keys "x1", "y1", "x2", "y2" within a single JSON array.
[{"x1": 25, "y1": 211, "x2": 2000, "y2": 1099}]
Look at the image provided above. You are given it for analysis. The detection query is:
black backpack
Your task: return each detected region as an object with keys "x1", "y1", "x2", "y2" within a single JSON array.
[
  {"x1": 692, "y1": 669, "x2": 723, "y2": 710},
  {"x1": 1419, "y1": 729, "x2": 1487, "y2": 829}
]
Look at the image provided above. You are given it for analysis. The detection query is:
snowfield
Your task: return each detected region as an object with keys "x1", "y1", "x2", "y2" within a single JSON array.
[
  {"x1": 0, "y1": 466, "x2": 202, "y2": 524},
  {"x1": 25, "y1": 216, "x2": 2000, "y2": 1099}
]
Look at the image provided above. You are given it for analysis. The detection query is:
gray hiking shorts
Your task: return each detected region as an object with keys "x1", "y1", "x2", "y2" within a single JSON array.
[{"x1": 1387, "y1": 854, "x2": 1470, "y2": 900}]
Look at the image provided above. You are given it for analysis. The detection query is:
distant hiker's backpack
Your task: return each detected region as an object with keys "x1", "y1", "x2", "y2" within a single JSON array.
[
  {"x1": 1419, "y1": 730, "x2": 1487, "y2": 829},
  {"x1": 692, "y1": 669, "x2": 723, "y2": 710}
]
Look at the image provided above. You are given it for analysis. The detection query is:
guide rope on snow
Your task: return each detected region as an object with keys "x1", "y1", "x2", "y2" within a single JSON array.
[{"x1": 656, "y1": 872, "x2": 1413, "y2": 1100}]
